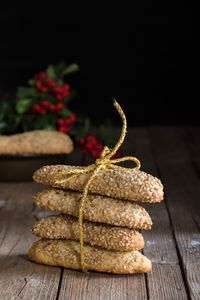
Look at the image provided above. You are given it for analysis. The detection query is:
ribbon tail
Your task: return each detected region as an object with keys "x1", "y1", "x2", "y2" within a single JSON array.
[
  {"x1": 111, "y1": 156, "x2": 141, "y2": 169},
  {"x1": 78, "y1": 164, "x2": 104, "y2": 272}
]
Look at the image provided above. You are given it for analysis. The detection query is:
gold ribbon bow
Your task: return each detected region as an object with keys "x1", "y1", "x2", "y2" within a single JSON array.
[{"x1": 53, "y1": 99, "x2": 141, "y2": 272}]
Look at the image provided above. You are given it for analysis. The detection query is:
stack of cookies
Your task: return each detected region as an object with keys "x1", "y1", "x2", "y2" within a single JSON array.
[{"x1": 28, "y1": 165, "x2": 164, "y2": 274}]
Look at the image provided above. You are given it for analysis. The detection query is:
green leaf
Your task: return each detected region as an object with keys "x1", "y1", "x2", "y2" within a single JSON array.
[
  {"x1": 75, "y1": 118, "x2": 90, "y2": 140},
  {"x1": 43, "y1": 123, "x2": 54, "y2": 130},
  {"x1": 33, "y1": 115, "x2": 48, "y2": 129},
  {"x1": 16, "y1": 87, "x2": 36, "y2": 98},
  {"x1": 58, "y1": 109, "x2": 71, "y2": 118},
  {"x1": 62, "y1": 64, "x2": 79, "y2": 76},
  {"x1": 15, "y1": 99, "x2": 33, "y2": 114},
  {"x1": 28, "y1": 79, "x2": 35, "y2": 86},
  {"x1": 22, "y1": 118, "x2": 32, "y2": 132},
  {"x1": 46, "y1": 65, "x2": 56, "y2": 79},
  {"x1": 0, "y1": 101, "x2": 9, "y2": 121},
  {"x1": 34, "y1": 115, "x2": 55, "y2": 130},
  {"x1": 54, "y1": 61, "x2": 67, "y2": 77},
  {"x1": 57, "y1": 79, "x2": 64, "y2": 86},
  {"x1": 96, "y1": 119, "x2": 117, "y2": 147},
  {"x1": 48, "y1": 112, "x2": 58, "y2": 125},
  {"x1": 13, "y1": 115, "x2": 22, "y2": 129}
]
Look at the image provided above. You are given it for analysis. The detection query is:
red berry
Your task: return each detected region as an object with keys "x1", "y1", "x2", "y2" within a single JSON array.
[
  {"x1": 86, "y1": 135, "x2": 96, "y2": 145},
  {"x1": 96, "y1": 144, "x2": 103, "y2": 152},
  {"x1": 45, "y1": 78, "x2": 55, "y2": 87},
  {"x1": 64, "y1": 118, "x2": 71, "y2": 126},
  {"x1": 64, "y1": 127, "x2": 70, "y2": 133},
  {"x1": 39, "y1": 108, "x2": 46, "y2": 115},
  {"x1": 57, "y1": 118, "x2": 65, "y2": 126},
  {"x1": 49, "y1": 104, "x2": 57, "y2": 111},
  {"x1": 111, "y1": 149, "x2": 122, "y2": 159},
  {"x1": 35, "y1": 81, "x2": 42, "y2": 89},
  {"x1": 63, "y1": 83, "x2": 70, "y2": 91},
  {"x1": 39, "y1": 71, "x2": 46, "y2": 79},
  {"x1": 53, "y1": 86, "x2": 62, "y2": 94},
  {"x1": 59, "y1": 126, "x2": 66, "y2": 132},
  {"x1": 59, "y1": 126, "x2": 69, "y2": 133},
  {"x1": 85, "y1": 142, "x2": 93, "y2": 150},
  {"x1": 69, "y1": 113, "x2": 76, "y2": 123},
  {"x1": 55, "y1": 94, "x2": 63, "y2": 101},
  {"x1": 78, "y1": 138, "x2": 85, "y2": 146},
  {"x1": 63, "y1": 91, "x2": 69, "y2": 98},
  {"x1": 56, "y1": 103, "x2": 64, "y2": 110},
  {"x1": 41, "y1": 100, "x2": 49, "y2": 108},
  {"x1": 91, "y1": 149, "x2": 98, "y2": 158},
  {"x1": 77, "y1": 136, "x2": 104, "y2": 160},
  {"x1": 33, "y1": 104, "x2": 41, "y2": 111},
  {"x1": 95, "y1": 151, "x2": 102, "y2": 158},
  {"x1": 33, "y1": 104, "x2": 46, "y2": 115},
  {"x1": 41, "y1": 86, "x2": 48, "y2": 93}
]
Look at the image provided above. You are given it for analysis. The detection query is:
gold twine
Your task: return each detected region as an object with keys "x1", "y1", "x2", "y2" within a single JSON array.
[{"x1": 53, "y1": 99, "x2": 141, "y2": 272}]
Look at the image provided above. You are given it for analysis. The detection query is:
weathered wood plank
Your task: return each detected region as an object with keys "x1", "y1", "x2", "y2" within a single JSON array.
[
  {"x1": 183, "y1": 126, "x2": 200, "y2": 163},
  {"x1": 183, "y1": 126, "x2": 200, "y2": 229},
  {"x1": 0, "y1": 183, "x2": 19, "y2": 202},
  {"x1": 126, "y1": 128, "x2": 188, "y2": 300},
  {"x1": 146, "y1": 263, "x2": 188, "y2": 300},
  {"x1": 58, "y1": 270, "x2": 147, "y2": 300},
  {"x1": 124, "y1": 128, "x2": 179, "y2": 264},
  {"x1": 2, "y1": 126, "x2": 199, "y2": 299},
  {"x1": 0, "y1": 183, "x2": 61, "y2": 300},
  {"x1": 148, "y1": 126, "x2": 200, "y2": 300}
]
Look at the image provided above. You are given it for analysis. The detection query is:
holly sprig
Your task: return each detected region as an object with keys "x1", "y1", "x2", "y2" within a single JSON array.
[
  {"x1": 0, "y1": 62, "x2": 122, "y2": 160},
  {"x1": 0, "y1": 61, "x2": 79, "y2": 134}
]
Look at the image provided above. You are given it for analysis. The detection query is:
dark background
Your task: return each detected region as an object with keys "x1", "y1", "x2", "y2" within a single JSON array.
[{"x1": 0, "y1": 3, "x2": 194, "y2": 126}]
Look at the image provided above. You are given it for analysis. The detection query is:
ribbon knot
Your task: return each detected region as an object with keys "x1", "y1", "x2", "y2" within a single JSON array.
[
  {"x1": 53, "y1": 100, "x2": 141, "y2": 272},
  {"x1": 95, "y1": 146, "x2": 111, "y2": 166}
]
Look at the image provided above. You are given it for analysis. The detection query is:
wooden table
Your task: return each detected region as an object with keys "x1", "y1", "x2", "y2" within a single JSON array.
[{"x1": 0, "y1": 126, "x2": 199, "y2": 300}]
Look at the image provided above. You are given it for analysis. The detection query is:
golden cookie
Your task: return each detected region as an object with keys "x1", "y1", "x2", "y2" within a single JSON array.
[
  {"x1": 28, "y1": 239, "x2": 152, "y2": 274},
  {"x1": 0, "y1": 130, "x2": 73, "y2": 155},
  {"x1": 33, "y1": 165, "x2": 163, "y2": 203},
  {"x1": 34, "y1": 189, "x2": 152, "y2": 230},
  {"x1": 31, "y1": 214, "x2": 145, "y2": 251}
]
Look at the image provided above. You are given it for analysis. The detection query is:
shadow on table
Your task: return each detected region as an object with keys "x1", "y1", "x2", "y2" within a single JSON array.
[{"x1": 0, "y1": 253, "x2": 60, "y2": 278}]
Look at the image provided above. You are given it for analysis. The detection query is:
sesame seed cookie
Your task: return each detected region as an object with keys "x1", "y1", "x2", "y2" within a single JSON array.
[
  {"x1": 34, "y1": 189, "x2": 152, "y2": 230},
  {"x1": 0, "y1": 130, "x2": 73, "y2": 155},
  {"x1": 33, "y1": 165, "x2": 163, "y2": 203},
  {"x1": 28, "y1": 239, "x2": 152, "y2": 274},
  {"x1": 31, "y1": 214, "x2": 145, "y2": 252}
]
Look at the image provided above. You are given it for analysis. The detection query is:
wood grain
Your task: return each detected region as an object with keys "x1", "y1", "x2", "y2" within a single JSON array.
[
  {"x1": 183, "y1": 125, "x2": 200, "y2": 229},
  {"x1": 58, "y1": 270, "x2": 147, "y2": 300},
  {"x1": 125, "y1": 128, "x2": 188, "y2": 300},
  {"x1": 125, "y1": 128, "x2": 178, "y2": 263},
  {"x1": 1, "y1": 126, "x2": 200, "y2": 299},
  {"x1": 146, "y1": 263, "x2": 188, "y2": 300},
  {"x1": 0, "y1": 183, "x2": 61, "y2": 300},
  {"x1": 148, "y1": 126, "x2": 200, "y2": 300}
]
